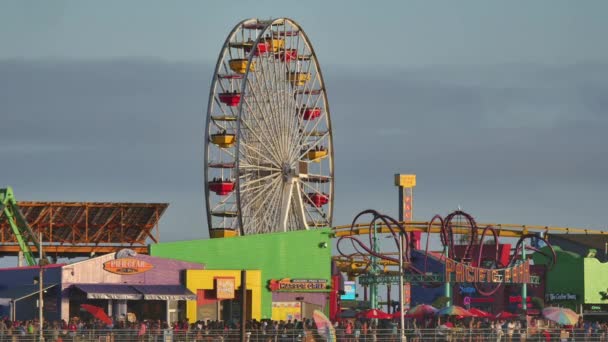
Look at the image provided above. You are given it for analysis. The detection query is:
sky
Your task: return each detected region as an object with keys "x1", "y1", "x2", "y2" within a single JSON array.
[{"x1": 1, "y1": 1, "x2": 608, "y2": 265}]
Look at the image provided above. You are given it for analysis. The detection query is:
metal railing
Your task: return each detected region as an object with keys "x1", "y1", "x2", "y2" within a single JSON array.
[{"x1": 2, "y1": 327, "x2": 607, "y2": 341}]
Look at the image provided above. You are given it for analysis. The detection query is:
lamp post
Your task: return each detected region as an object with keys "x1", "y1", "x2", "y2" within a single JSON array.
[
  {"x1": 38, "y1": 232, "x2": 44, "y2": 342},
  {"x1": 398, "y1": 232, "x2": 405, "y2": 342}
]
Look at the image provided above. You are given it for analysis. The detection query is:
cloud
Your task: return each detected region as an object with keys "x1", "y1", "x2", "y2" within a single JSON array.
[{"x1": 0, "y1": 59, "x2": 606, "y2": 251}]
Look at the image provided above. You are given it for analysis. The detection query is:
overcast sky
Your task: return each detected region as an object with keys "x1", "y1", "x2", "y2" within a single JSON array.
[{"x1": 1, "y1": 1, "x2": 607, "y2": 264}]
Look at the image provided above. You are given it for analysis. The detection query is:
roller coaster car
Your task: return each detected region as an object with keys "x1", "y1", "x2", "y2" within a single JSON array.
[
  {"x1": 299, "y1": 107, "x2": 321, "y2": 120},
  {"x1": 244, "y1": 41, "x2": 269, "y2": 56},
  {"x1": 275, "y1": 49, "x2": 297, "y2": 63},
  {"x1": 208, "y1": 180, "x2": 236, "y2": 196},
  {"x1": 307, "y1": 149, "x2": 328, "y2": 162},
  {"x1": 229, "y1": 59, "x2": 256, "y2": 74},
  {"x1": 218, "y1": 92, "x2": 241, "y2": 107},
  {"x1": 287, "y1": 72, "x2": 311, "y2": 86},
  {"x1": 211, "y1": 133, "x2": 236, "y2": 148},
  {"x1": 306, "y1": 193, "x2": 329, "y2": 207}
]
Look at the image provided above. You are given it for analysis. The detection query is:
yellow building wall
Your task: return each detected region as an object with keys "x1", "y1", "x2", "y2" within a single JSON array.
[{"x1": 185, "y1": 270, "x2": 262, "y2": 321}]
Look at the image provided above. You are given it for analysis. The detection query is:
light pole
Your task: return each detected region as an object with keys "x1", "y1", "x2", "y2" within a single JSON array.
[
  {"x1": 38, "y1": 232, "x2": 44, "y2": 342},
  {"x1": 398, "y1": 232, "x2": 405, "y2": 342}
]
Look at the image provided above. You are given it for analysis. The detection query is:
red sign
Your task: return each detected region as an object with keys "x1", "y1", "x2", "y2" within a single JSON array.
[
  {"x1": 509, "y1": 296, "x2": 531, "y2": 304},
  {"x1": 103, "y1": 258, "x2": 153, "y2": 275}
]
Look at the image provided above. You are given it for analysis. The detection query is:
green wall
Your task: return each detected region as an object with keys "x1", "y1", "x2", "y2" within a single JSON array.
[
  {"x1": 584, "y1": 258, "x2": 608, "y2": 304},
  {"x1": 150, "y1": 229, "x2": 332, "y2": 319},
  {"x1": 533, "y1": 246, "x2": 584, "y2": 310}
]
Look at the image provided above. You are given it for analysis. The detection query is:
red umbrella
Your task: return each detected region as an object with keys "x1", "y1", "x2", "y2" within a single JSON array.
[
  {"x1": 356, "y1": 309, "x2": 392, "y2": 320},
  {"x1": 468, "y1": 308, "x2": 492, "y2": 318},
  {"x1": 494, "y1": 311, "x2": 518, "y2": 320},
  {"x1": 80, "y1": 304, "x2": 113, "y2": 325}
]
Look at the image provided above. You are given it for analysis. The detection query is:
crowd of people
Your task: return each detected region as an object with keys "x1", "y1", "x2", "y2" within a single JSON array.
[{"x1": 1, "y1": 315, "x2": 608, "y2": 341}]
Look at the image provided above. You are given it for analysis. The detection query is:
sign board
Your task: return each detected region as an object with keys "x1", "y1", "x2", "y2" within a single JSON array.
[
  {"x1": 546, "y1": 293, "x2": 577, "y2": 301},
  {"x1": 215, "y1": 277, "x2": 235, "y2": 299},
  {"x1": 341, "y1": 281, "x2": 356, "y2": 300},
  {"x1": 445, "y1": 259, "x2": 533, "y2": 284},
  {"x1": 395, "y1": 174, "x2": 416, "y2": 188},
  {"x1": 271, "y1": 302, "x2": 302, "y2": 321},
  {"x1": 103, "y1": 258, "x2": 153, "y2": 275},
  {"x1": 268, "y1": 279, "x2": 328, "y2": 292}
]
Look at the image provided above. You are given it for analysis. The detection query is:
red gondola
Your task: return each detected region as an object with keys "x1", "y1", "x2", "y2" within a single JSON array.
[
  {"x1": 245, "y1": 41, "x2": 269, "y2": 56},
  {"x1": 300, "y1": 107, "x2": 321, "y2": 120},
  {"x1": 209, "y1": 180, "x2": 236, "y2": 196},
  {"x1": 218, "y1": 92, "x2": 241, "y2": 106},
  {"x1": 275, "y1": 49, "x2": 297, "y2": 63},
  {"x1": 307, "y1": 193, "x2": 329, "y2": 207}
]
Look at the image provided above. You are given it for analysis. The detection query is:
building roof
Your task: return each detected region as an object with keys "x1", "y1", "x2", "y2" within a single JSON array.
[
  {"x1": 548, "y1": 234, "x2": 608, "y2": 254},
  {"x1": 0, "y1": 202, "x2": 168, "y2": 258}
]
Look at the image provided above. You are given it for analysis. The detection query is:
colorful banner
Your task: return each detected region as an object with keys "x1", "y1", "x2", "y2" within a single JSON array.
[
  {"x1": 215, "y1": 277, "x2": 235, "y2": 299},
  {"x1": 445, "y1": 258, "x2": 531, "y2": 284}
]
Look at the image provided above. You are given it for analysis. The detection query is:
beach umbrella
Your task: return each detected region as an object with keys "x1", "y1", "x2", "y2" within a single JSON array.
[
  {"x1": 356, "y1": 308, "x2": 393, "y2": 319},
  {"x1": 80, "y1": 304, "x2": 113, "y2": 326},
  {"x1": 494, "y1": 311, "x2": 518, "y2": 320},
  {"x1": 542, "y1": 307, "x2": 579, "y2": 326},
  {"x1": 436, "y1": 305, "x2": 473, "y2": 317},
  {"x1": 468, "y1": 308, "x2": 492, "y2": 318},
  {"x1": 406, "y1": 304, "x2": 438, "y2": 318},
  {"x1": 313, "y1": 310, "x2": 336, "y2": 342}
]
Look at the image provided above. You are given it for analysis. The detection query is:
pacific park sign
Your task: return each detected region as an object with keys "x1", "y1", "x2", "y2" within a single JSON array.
[{"x1": 445, "y1": 258, "x2": 532, "y2": 284}]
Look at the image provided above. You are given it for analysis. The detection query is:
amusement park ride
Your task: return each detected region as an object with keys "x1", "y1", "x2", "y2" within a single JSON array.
[
  {"x1": 1, "y1": 18, "x2": 607, "y2": 320},
  {"x1": 0, "y1": 187, "x2": 167, "y2": 266}
]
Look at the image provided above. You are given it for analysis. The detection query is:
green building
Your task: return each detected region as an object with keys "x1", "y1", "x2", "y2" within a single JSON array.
[
  {"x1": 150, "y1": 229, "x2": 333, "y2": 321},
  {"x1": 534, "y1": 245, "x2": 608, "y2": 319}
]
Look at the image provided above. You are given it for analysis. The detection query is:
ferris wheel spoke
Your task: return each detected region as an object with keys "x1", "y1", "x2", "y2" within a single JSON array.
[
  {"x1": 242, "y1": 95, "x2": 285, "y2": 162},
  {"x1": 239, "y1": 140, "x2": 281, "y2": 168},
  {"x1": 241, "y1": 177, "x2": 282, "y2": 229},
  {"x1": 239, "y1": 162, "x2": 281, "y2": 172},
  {"x1": 251, "y1": 55, "x2": 287, "y2": 158}
]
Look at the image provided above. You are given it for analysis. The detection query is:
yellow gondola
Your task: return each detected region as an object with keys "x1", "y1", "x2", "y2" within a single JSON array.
[
  {"x1": 307, "y1": 150, "x2": 328, "y2": 162},
  {"x1": 287, "y1": 72, "x2": 311, "y2": 86},
  {"x1": 210, "y1": 229, "x2": 238, "y2": 238},
  {"x1": 229, "y1": 59, "x2": 256, "y2": 74},
  {"x1": 211, "y1": 133, "x2": 236, "y2": 148},
  {"x1": 263, "y1": 38, "x2": 285, "y2": 52}
]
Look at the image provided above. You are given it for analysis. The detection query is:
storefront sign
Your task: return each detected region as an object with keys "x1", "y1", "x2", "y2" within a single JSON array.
[
  {"x1": 546, "y1": 293, "x2": 577, "y2": 301},
  {"x1": 103, "y1": 258, "x2": 153, "y2": 275},
  {"x1": 268, "y1": 278, "x2": 328, "y2": 291},
  {"x1": 445, "y1": 258, "x2": 531, "y2": 284},
  {"x1": 509, "y1": 296, "x2": 531, "y2": 304},
  {"x1": 341, "y1": 281, "x2": 356, "y2": 300},
  {"x1": 215, "y1": 277, "x2": 235, "y2": 299},
  {"x1": 583, "y1": 304, "x2": 608, "y2": 314}
]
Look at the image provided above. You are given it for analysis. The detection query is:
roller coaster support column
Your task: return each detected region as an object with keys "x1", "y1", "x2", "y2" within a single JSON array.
[
  {"x1": 398, "y1": 232, "x2": 405, "y2": 342},
  {"x1": 445, "y1": 244, "x2": 451, "y2": 307},
  {"x1": 370, "y1": 222, "x2": 379, "y2": 309}
]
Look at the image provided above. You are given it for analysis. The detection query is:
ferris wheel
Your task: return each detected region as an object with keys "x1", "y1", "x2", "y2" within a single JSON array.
[{"x1": 204, "y1": 18, "x2": 334, "y2": 237}]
